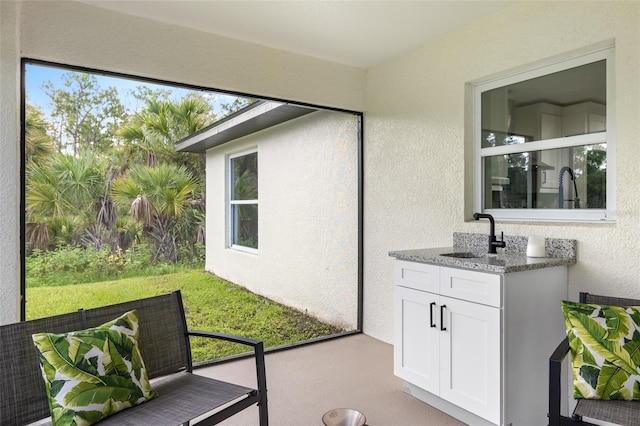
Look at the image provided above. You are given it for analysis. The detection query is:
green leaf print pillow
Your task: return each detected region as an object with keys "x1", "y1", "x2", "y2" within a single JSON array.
[
  {"x1": 561, "y1": 300, "x2": 640, "y2": 400},
  {"x1": 32, "y1": 310, "x2": 158, "y2": 425}
]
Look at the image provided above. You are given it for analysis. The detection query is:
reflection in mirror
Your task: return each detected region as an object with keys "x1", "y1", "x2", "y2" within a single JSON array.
[
  {"x1": 484, "y1": 144, "x2": 606, "y2": 209},
  {"x1": 481, "y1": 60, "x2": 606, "y2": 148}
]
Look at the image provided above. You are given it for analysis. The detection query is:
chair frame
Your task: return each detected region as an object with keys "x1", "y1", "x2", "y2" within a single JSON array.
[{"x1": 0, "y1": 291, "x2": 268, "y2": 426}]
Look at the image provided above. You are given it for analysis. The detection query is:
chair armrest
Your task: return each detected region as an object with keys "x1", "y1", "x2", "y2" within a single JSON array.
[
  {"x1": 187, "y1": 330, "x2": 268, "y2": 425},
  {"x1": 549, "y1": 337, "x2": 570, "y2": 426},
  {"x1": 187, "y1": 330, "x2": 266, "y2": 384},
  {"x1": 189, "y1": 330, "x2": 262, "y2": 347}
]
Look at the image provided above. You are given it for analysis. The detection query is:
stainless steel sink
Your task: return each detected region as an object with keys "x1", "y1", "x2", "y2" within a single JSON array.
[{"x1": 439, "y1": 252, "x2": 485, "y2": 259}]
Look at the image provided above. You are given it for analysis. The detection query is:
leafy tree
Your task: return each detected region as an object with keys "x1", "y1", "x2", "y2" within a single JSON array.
[
  {"x1": 220, "y1": 96, "x2": 255, "y2": 116},
  {"x1": 43, "y1": 72, "x2": 126, "y2": 154}
]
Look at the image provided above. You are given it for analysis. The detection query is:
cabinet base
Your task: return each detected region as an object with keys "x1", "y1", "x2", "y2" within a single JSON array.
[{"x1": 402, "y1": 381, "x2": 501, "y2": 426}]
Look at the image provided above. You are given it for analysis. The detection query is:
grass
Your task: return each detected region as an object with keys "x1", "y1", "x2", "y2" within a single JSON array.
[{"x1": 26, "y1": 270, "x2": 345, "y2": 363}]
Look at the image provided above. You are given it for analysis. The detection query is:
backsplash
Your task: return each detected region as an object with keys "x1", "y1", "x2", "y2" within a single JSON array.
[{"x1": 453, "y1": 232, "x2": 577, "y2": 259}]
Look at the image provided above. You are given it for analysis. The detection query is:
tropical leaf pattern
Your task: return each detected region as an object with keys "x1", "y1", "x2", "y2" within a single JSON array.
[
  {"x1": 561, "y1": 300, "x2": 640, "y2": 400},
  {"x1": 32, "y1": 310, "x2": 158, "y2": 425}
]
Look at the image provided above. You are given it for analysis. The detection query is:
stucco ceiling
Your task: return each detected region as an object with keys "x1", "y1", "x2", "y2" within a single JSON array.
[{"x1": 81, "y1": 0, "x2": 516, "y2": 69}]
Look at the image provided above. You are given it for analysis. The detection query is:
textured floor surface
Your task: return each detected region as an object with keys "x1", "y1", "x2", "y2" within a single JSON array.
[{"x1": 197, "y1": 333, "x2": 465, "y2": 426}]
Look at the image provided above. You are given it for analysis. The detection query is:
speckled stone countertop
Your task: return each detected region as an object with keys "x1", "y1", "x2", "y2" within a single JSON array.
[{"x1": 389, "y1": 232, "x2": 577, "y2": 274}]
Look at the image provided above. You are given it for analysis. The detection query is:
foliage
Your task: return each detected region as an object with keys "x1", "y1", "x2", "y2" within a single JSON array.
[
  {"x1": 26, "y1": 244, "x2": 204, "y2": 287},
  {"x1": 25, "y1": 152, "x2": 108, "y2": 251},
  {"x1": 117, "y1": 94, "x2": 212, "y2": 177},
  {"x1": 25, "y1": 104, "x2": 54, "y2": 164},
  {"x1": 26, "y1": 271, "x2": 345, "y2": 362},
  {"x1": 219, "y1": 96, "x2": 255, "y2": 116},
  {"x1": 26, "y1": 67, "x2": 257, "y2": 276},
  {"x1": 43, "y1": 72, "x2": 126, "y2": 154},
  {"x1": 110, "y1": 164, "x2": 200, "y2": 262},
  {"x1": 586, "y1": 149, "x2": 606, "y2": 208},
  {"x1": 26, "y1": 84, "x2": 214, "y2": 267}
]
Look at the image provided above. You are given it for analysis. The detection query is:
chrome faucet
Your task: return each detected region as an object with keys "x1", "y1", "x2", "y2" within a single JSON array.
[{"x1": 473, "y1": 213, "x2": 506, "y2": 254}]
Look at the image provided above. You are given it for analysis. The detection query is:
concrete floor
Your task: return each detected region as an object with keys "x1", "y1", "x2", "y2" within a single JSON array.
[{"x1": 196, "y1": 334, "x2": 465, "y2": 426}]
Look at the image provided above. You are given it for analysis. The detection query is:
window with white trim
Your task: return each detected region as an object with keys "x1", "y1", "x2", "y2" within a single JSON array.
[
  {"x1": 229, "y1": 149, "x2": 258, "y2": 250},
  {"x1": 473, "y1": 46, "x2": 615, "y2": 222}
]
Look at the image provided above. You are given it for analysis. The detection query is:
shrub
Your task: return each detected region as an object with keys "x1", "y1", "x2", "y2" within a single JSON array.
[{"x1": 26, "y1": 244, "x2": 204, "y2": 287}]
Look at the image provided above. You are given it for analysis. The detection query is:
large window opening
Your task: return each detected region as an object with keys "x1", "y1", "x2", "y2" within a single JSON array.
[
  {"x1": 473, "y1": 45, "x2": 614, "y2": 222},
  {"x1": 22, "y1": 60, "x2": 362, "y2": 362}
]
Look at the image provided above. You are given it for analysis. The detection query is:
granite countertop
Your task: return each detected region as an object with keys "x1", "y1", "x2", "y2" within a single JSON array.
[{"x1": 389, "y1": 232, "x2": 577, "y2": 274}]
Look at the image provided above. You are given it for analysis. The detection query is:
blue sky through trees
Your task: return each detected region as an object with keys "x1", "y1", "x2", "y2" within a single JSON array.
[{"x1": 25, "y1": 63, "x2": 242, "y2": 120}]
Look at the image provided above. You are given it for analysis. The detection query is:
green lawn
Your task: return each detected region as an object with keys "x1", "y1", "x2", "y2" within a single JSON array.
[{"x1": 26, "y1": 270, "x2": 344, "y2": 362}]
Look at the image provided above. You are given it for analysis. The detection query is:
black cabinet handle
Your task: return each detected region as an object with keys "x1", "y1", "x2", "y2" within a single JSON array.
[
  {"x1": 440, "y1": 305, "x2": 447, "y2": 331},
  {"x1": 430, "y1": 302, "x2": 436, "y2": 328}
]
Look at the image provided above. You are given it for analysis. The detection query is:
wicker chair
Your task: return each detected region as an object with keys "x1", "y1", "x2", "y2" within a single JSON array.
[
  {"x1": 0, "y1": 291, "x2": 268, "y2": 425},
  {"x1": 548, "y1": 292, "x2": 640, "y2": 426}
]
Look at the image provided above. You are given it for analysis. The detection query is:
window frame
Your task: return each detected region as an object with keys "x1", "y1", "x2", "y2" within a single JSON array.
[
  {"x1": 472, "y1": 45, "x2": 616, "y2": 222},
  {"x1": 228, "y1": 148, "x2": 259, "y2": 253}
]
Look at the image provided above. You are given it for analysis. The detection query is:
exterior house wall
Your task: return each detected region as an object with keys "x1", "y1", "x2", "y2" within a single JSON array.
[
  {"x1": 204, "y1": 111, "x2": 359, "y2": 329},
  {"x1": 364, "y1": 1, "x2": 640, "y2": 342}
]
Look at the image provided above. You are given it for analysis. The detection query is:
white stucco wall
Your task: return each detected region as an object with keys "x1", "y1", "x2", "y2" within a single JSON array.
[
  {"x1": 205, "y1": 111, "x2": 359, "y2": 329},
  {"x1": 0, "y1": 1, "x2": 365, "y2": 325},
  {"x1": 364, "y1": 1, "x2": 640, "y2": 342},
  {"x1": 0, "y1": 1, "x2": 23, "y2": 325}
]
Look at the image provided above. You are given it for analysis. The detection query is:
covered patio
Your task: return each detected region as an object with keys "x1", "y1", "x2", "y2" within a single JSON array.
[{"x1": 197, "y1": 334, "x2": 463, "y2": 425}]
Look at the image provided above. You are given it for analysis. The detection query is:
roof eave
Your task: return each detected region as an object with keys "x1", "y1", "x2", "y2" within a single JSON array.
[{"x1": 175, "y1": 101, "x2": 316, "y2": 153}]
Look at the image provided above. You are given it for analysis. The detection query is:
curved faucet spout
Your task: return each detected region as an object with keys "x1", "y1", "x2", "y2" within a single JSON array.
[
  {"x1": 473, "y1": 213, "x2": 506, "y2": 254},
  {"x1": 473, "y1": 213, "x2": 495, "y2": 236},
  {"x1": 558, "y1": 166, "x2": 580, "y2": 209}
]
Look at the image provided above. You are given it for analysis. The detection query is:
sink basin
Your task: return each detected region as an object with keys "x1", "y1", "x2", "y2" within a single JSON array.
[{"x1": 439, "y1": 252, "x2": 486, "y2": 259}]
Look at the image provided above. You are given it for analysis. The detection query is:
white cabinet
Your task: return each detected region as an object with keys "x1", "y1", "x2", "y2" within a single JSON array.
[
  {"x1": 393, "y1": 260, "x2": 567, "y2": 426},
  {"x1": 512, "y1": 102, "x2": 563, "y2": 141},
  {"x1": 561, "y1": 102, "x2": 606, "y2": 137}
]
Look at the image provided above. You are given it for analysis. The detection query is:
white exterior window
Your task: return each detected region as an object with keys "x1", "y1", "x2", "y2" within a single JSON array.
[
  {"x1": 229, "y1": 149, "x2": 258, "y2": 251},
  {"x1": 473, "y1": 45, "x2": 615, "y2": 222}
]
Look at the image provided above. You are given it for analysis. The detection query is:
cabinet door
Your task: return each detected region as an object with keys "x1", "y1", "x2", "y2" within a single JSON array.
[
  {"x1": 439, "y1": 296, "x2": 501, "y2": 424},
  {"x1": 394, "y1": 286, "x2": 440, "y2": 395}
]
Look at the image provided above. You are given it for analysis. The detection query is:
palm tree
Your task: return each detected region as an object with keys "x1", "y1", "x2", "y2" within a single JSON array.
[
  {"x1": 118, "y1": 95, "x2": 213, "y2": 173},
  {"x1": 25, "y1": 104, "x2": 54, "y2": 165},
  {"x1": 25, "y1": 153, "x2": 108, "y2": 250},
  {"x1": 110, "y1": 164, "x2": 199, "y2": 263},
  {"x1": 25, "y1": 90, "x2": 212, "y2": 262}
]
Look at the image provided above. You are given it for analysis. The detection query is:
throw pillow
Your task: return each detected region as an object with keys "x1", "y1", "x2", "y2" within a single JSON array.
[
  {"x1": 561, "y1": 300, "x2": 640, "y2": 400},
  {"x1": 32, "y1": 310, "x2": 158, "y2": 425}
]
